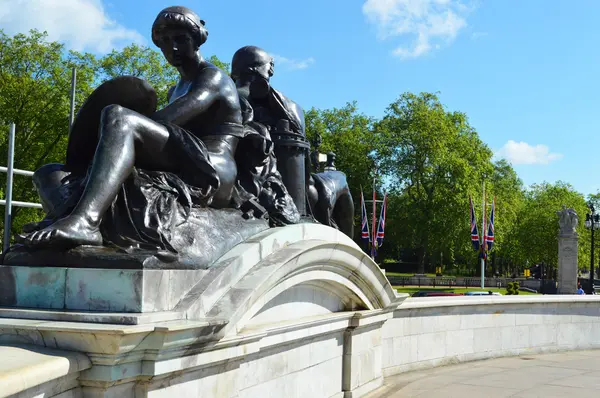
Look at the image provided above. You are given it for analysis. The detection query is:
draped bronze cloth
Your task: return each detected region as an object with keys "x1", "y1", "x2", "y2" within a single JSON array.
[{"x1": 100, "y1": 122, "x2": 220, "y2": 252}]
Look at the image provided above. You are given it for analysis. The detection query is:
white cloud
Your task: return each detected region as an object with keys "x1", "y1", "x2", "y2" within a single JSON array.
[
  {"x1": 495, "y1": 140, "x2": 563, "y2": 165},
  {"x1": 0, "y1": 0, "x2": 144, "y2": 53},
  {"x1": 362, "y1": 0, "x2": 470, "y2": 59},
  {"x1": 272, "y1": 54, "x2": 315, "y2": 70}
]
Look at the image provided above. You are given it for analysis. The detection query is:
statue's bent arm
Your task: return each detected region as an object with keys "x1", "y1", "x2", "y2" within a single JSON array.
[{"x1": 152, "y1": 68, "x2": 222, "y2": 126}]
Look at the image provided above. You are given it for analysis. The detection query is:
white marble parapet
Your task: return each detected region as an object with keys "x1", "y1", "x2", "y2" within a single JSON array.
[
  {"x1": 2, "y1": 295, "x2": 600, "y2": 397},
  {"x1": 399, "y1": 294, "x2": 600, "y2": 308},
  {"x1": 0, "y1": 344, "x2": 91, "y2": 398}
]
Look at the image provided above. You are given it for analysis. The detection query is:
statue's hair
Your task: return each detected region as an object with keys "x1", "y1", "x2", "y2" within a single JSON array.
[
  {"x1": 231, "y1": 46, "x2": 274, "y2": 81},
  {"x1": 151, "y1": 6, "x2": 208, "y2": 47}
]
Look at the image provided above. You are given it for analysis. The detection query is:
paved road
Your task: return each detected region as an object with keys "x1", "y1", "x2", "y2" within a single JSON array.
[{"x1": 366, "y1": 350, "x2": 600, "y2": 398}]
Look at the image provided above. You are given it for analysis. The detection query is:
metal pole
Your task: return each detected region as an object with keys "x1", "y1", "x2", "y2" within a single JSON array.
[
  {"x1": 372, "y1": 176, "x2": 376, "y2": 260},
  {"x1": 3, "y1": 123, "x2": 15, "y2": 252},
  {"x1": 69, "y1": 67, "x2": 77, "y2": 128},
  {"x1": 481, "y1": 177, "x2": 486, "y2": 289},
  {"x1": 590, "y1": 207, "x2": 595, "y2": 294}
]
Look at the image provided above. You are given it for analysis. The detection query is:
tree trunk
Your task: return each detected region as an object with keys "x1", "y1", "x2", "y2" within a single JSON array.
[
  {"x1": 417, "y1": 247, "x2": 426, "y2": 274},
  {"x1": 417, "y1": 234, "x2": 428, "y2": 274}
]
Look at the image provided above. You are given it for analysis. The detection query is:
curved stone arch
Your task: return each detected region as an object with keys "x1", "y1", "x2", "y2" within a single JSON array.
[
  {"x1": 203, "y1": 236, "x2": 399, "y2": 337},
  {"x1": 176, "y1": 224, "x2": 397, "y2": 322},
  {"x1": 234, "y1": 270, "x2": 371, "y2": 334}
]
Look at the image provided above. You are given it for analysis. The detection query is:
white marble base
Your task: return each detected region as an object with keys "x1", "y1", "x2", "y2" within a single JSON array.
[
  {"x1": 0, "y1": 344, "x2": 90, "y2": 398},
  {"x1": 4, "y1": 295, "x2": 600, "y2": 397},
  {"x1": 0, "y1": 224, "x2": 397, "y2": 327}
]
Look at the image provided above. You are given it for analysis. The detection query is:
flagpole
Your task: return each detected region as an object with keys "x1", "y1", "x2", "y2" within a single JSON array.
[
  {"x1": 480, "y1": 177, "x2": 486, "y2": 289},
  {"x1": 372, "y1": 177, "x2": 377, "y2": 259}
]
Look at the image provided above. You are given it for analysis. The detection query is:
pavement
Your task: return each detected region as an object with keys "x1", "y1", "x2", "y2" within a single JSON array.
[{"x1": 365, "y1": 350, "x2": 600, "y2": 398}]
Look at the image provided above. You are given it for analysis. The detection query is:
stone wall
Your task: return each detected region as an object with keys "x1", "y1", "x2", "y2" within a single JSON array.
[
  {"x1": 5, "y1": 296, "x2": 600, "y2": 398},
  {"x1": 382, "y1": 296, "x2": 600, "y2": 376}
]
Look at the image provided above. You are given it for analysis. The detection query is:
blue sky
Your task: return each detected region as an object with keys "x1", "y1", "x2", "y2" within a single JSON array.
[{"x1": 1, "y1": 0, "x2": 599, "y2": 196}]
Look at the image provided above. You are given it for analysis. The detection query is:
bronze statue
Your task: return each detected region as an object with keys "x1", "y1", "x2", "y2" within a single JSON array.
[
  {"x1": 232, "y1": 46, "x2": 309, "y2": 216},
  {"x1": 21, "y1": 7, "x2": 245, "y2": 249},
  {"x1": 310, "y1": 133, "x2": 323, "y2": 173},
  {"x1": 231, "y1": 46, "x2": 354, "y2": 237},
  {"x1": 5, "y1": 7, "x2": 353, "y2": 269}
]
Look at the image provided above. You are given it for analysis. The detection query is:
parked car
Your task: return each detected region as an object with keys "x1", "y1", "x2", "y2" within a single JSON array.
[
  {"x1": 411, "y1": 291, "x2": 464, "y2": 297},
  {"x1": 464, "y1": 291, "x2": 502, "y2": 296}
]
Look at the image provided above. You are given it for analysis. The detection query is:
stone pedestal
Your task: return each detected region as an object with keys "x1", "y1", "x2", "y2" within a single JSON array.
[
  {"x1": 0, "y1": 223, "x2": 405, "y2": 398},
  {"x1": 558, "y1": 234, "x2": 578, "y2": 294}
]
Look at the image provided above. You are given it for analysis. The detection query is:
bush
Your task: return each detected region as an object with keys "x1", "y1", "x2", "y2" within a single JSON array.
[
  {"x1": 506, "y1": 281, "x2": 520, "y2": 295},
  {"x1": 506, "y1": 282, "x2": 513, "y2": 295}
]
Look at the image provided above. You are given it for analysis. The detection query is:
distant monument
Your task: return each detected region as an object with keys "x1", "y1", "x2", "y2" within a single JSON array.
[{"x1": 557, "y1": 206, "x2": 578, "y2": 294}]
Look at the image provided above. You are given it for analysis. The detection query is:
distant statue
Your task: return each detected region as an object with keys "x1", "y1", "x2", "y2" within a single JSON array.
[
  {"x1": 310, "y1": 133, "x2": 322, "y2": 173},
  {"x1": 557, "y1": 206, "x2": 578, "y2": 236}
]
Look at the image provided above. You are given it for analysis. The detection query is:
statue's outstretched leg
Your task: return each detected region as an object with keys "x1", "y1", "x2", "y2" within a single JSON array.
[{"x1": 22, "y1": 105, "x2": 177, "y2": 248}]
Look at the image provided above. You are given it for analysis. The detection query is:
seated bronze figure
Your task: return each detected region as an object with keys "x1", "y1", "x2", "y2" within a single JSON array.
[{"x1": 22, "y1": 7, "x2": 245, "y2": 249}]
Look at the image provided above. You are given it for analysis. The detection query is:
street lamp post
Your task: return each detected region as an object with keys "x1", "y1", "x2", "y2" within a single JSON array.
[{"x1": 584, "y1": 203, "x2": 600, "y2": 294}]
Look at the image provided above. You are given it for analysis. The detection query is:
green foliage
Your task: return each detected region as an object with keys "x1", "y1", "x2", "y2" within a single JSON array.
[
  {"x1": 509, "y1": 182, "x2": 588, "y2": 272},
  {"x1": 305, "y1": 102, "x2": 379, "y2": 239},
  {"x1": 506, "y1": 281, "x2": 519, "y2": 295},
  {"x1": 207, "y1": 55, "x2": 230, "y2": 74},
  {"x1": 507, "y1": 282, "x2": 521, "y2": 295},
  {"x1": 99, "y1": 44, "x2": 178, "y2": 107},
  {"x1": 375, "y1": 92, "x2": 495, "y2": 273},
  {"x1": 0, "y1": 29, "x2": 98, "y2": 235}
]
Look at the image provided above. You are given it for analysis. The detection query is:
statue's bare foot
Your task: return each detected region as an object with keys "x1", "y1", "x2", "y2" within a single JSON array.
[
  {"x1": 22, "y1": 218, "x2": 55, "y2": 233},
  {"x1": 21, "y1": 216, "x2": 102, "y2": 249}
]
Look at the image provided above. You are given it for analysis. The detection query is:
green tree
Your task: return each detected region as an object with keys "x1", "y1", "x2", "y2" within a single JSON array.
[
  {"x1": 376, "y1": 92, "x2": 494, "y2": 274},
  {"x1": 305, "y1": 102, "x2": 380, "y2": 239},
  {"x1": 486, "y1": 159, "x2": 525, "y2": 276},
  {"x1": 513, "y1": 181, "x2": 588, "y2": 274},
  {"x1": 98, "y1": 44, "x2": 178, "y2": 107},
  {"x1": 0, "y1": 30, "x2": 97, "y2": 237},
  {"x1": 208, "y1": 55, "x2": 230, "y2": 74}
]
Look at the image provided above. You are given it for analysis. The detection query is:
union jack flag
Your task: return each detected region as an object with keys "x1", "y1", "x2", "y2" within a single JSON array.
[
  {"x1": 469, "y1": 196, "x2": 480, "y2": 251},
  {"x1": 376, "y1": 192, "x2": 387, "y2": 248},
  {"x1": 486, "y1": 197, "x2": 495, "y2": 251},
  {"x1": 360, "y1": 190, "x2": 371, "y2": 243}
]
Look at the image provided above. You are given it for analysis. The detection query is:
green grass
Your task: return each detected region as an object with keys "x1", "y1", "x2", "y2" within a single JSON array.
[
  {"x1": 394, "y1": 286, "x2": 539, "y2": 296},
  {"x1": 385, "y1": 272, "x2": 439, "y2": 277}
]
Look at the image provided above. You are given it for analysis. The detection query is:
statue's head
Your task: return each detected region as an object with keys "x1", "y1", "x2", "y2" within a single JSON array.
[
  {"x1": 231, "y1": 46, "x2": 274, "y2": 83},
  {"x1": 152, "y1": 6, "x2": 208, "y2": 67},
  {"x1": 313, "y1": 133, "x2": 322, "y2": 147}
]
